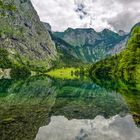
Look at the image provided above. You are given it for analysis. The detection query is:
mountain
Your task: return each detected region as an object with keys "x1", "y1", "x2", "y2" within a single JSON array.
[
  {"x1": 42, "y1": 23, "x2": 84, "y2": 67},
  {"x1": 89, "y1": 22, "x2": 140, "y2": 82},
  {"x1": 118, "y1": 30, "x2": 127, "y2": 36},
  {"x1": 53, "y1": 28, "x2": 128, "y2": 63},
  {"x1": 42, "y1": 22, "x2": 52, "y2": 31},
  {"x1": 0, "y1": 0, "x2": 57, "y2": 71},
  {"x1": 108, "y1": 36, "x2": 129, "y2": 55},
  {"x1": 50, "y1": 33, "x2": 84, "y2": 67}
]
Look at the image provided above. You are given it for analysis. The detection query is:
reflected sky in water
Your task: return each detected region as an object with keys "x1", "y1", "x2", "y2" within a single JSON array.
[
  {"x1": 35, "y1": 115, "x2": 140, "y2": 140},
  {"x1": 0, "y1": 76, "x2": 140, "y2": 140}
]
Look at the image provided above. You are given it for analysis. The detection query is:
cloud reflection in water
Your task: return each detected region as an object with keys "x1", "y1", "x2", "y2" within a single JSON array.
[{"x1": 35, "y1": 115, "x2": 140, "y2": 140}]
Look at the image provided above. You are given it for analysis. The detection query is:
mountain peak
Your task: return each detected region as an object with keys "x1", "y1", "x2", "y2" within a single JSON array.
[
  {"x1": 101, "y1": 29, "x2": 116, "y2": 34},
  {"x1": 118, "y1": 30, "x2": 127, "y2": 36},
  {"x1": 65, "y1": 27, "x2": 96, "y2": 33},
  {"x1": 65, "y1": 27, "x2": 74, "y2": 33},
  {"x1": 42, "y1": 22, "x2": 52, "y2": 31}
]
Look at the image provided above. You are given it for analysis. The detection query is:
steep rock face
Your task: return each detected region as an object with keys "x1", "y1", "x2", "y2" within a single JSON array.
[
  {"x1": 42, "y1": 22, "x2": 52, "y2": 31},
  {"x1": 0, "y1": 0, "x2": 57, "y2": 69},
  {"x1": 118, "y1": 30, "x2": 128, "y2": 36},
  {"x1": 53, "y1": 28, "x2": 128, "y2": 63},
  {"x1": 51, "y1": 34, "x2": 83, "y2": 67},
  {"x1": 108, "y1": 36, "x2": 129, "y2": 55}
]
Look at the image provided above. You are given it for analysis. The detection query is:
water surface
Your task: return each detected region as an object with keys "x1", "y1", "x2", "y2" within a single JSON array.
[
  {"x1": 35, "y1": 115, "x2": 140, "y2": 140},
  {"x1": 0, "y1": 76, "x2": 140, "y2": 140}
]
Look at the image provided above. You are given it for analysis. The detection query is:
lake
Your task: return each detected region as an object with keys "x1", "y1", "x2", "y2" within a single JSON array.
[{"x1": 0, "y1": 75, "x2": 140, "y2": 140}]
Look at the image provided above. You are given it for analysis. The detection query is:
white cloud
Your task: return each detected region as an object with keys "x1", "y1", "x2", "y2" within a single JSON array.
[{"x1": 31, "y1": 0, "x2": 140, "y2": 32}]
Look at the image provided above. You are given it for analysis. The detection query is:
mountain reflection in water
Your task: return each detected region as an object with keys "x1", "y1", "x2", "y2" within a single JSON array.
[{"x1": 0, "y1": 76, "x2": 140, "y2": 140}]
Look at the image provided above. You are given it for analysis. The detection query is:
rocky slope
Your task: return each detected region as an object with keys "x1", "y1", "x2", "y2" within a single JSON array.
[
  {"x1": 50, "y1": 34, "x2": 84, "y2": 67},
  {"x1": 42, "y1": 22, "x2": 52, "y2": 31},
  {"x1": 108, "y1": 36, "x2": 129, "y2": 55},
  {"x1": 53, "y1": 28, "x2": 128, "y2": 63},
  {"x1": 0, "y1": 0, "x2": 57, "y2": 70},
  {"x1": 42, "y1": 23, "x2": 84, "y2": 67}
]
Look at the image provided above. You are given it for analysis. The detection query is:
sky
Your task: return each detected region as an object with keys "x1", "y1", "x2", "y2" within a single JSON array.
[{"x1": 31, "y1": 0, "x2": 140, "y2": 32}]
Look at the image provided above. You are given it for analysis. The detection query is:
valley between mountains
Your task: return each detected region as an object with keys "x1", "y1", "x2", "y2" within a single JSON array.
[
  {"x1": 0, "y1": 1, "x2": 140, "y2": 140},
  {"x1": 0, "y1": 0, "x2": 140, "y2": 83}
]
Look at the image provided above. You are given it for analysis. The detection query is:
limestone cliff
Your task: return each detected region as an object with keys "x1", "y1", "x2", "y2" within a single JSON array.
[{"x1": 0, "y1": 0, "x2": 57, "y2": 70}]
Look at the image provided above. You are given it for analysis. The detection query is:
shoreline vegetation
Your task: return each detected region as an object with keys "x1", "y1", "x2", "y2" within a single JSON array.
[{"x1": 47, "y1": 67, "x2": 88, "y2": 80}]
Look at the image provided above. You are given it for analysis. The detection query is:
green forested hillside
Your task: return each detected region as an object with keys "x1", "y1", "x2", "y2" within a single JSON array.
[
  {"x1": 0, "y1": 48, "x2": 12, "y2": 68},
  {"x1": 89, "y1": 23, "x2": 140, "y2": 82}
]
